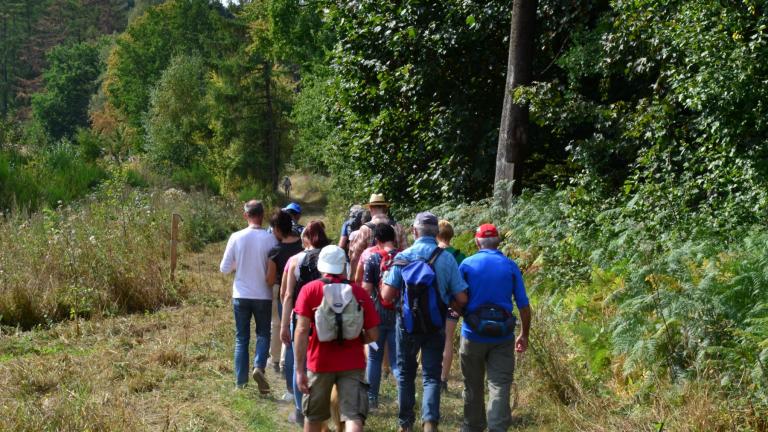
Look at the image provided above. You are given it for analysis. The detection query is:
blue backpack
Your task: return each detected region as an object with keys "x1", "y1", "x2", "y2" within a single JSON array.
[{"x1": 395, "y1": 247, "x2": 447, "y2": 334}]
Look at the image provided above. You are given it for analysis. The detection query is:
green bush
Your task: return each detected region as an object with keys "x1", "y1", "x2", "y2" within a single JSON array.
[
  {"x1": 170, "y1": 164, "x2": 219, "y2": 193},
  {"x1": 236, "y1": 182, "x2": 277, "y2": 210}
]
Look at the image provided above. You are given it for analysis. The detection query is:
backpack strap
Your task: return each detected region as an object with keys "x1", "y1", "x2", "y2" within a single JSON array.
[
  {"x1": 427, "y1": 246, "x2": 444, "y2": 267},
  {"x1": 427, "y1": 246, "x2": 445, "y2": 304}
]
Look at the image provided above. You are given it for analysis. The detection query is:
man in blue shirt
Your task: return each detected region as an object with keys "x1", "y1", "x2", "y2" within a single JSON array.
[
  {"x1": 458, "y1": 223, "x2": 531, "y2": 432},
  {"x1": 382, "y1": 212, "x2": 468, "y2": 432}
]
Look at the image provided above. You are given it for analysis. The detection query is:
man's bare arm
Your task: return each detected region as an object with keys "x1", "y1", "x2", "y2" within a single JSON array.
[
  {"x1": 294, "y1": 315, "x2": 311, "y2": 393},
  {"x1": 516, "y1": 305, "x2": 531, "y2": 353}
]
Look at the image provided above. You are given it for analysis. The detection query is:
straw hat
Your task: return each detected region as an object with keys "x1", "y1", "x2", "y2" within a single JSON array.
[{"x1": 364, "y1": 193, "x2": 390, "y2": 208}]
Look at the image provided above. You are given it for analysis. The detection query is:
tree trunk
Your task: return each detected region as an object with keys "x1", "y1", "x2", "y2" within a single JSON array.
[
  {"x1": 1, "y1": 14, "x2": 7, "y2": 117},
  {"x1": 495, "y1": 0, "x2": 538, "y2": 197},
  {"x1": 264, "y1": 61, "x2": 278, "y2": 192}
]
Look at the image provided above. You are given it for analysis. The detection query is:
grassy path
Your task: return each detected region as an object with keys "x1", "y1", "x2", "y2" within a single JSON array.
[{"x1": 1, "y1": 175, "x2": 559, "y2": 431}]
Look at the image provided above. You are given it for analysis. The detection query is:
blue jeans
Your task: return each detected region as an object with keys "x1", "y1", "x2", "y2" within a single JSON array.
[
  {"x1": 233, "y1": 298, "x2": 272, "y2": 387},
  {"x1": 366, "y1": 323, "x2": 400, "y2": 402},
  {"x1": 396, "y1": 318, "x2": 446, "y2": 427},
  {"x1": 286, "y1": 315, "x2": 303, "y2": 411}
]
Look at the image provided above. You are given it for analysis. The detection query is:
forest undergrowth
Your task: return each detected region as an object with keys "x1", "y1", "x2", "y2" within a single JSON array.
[{"x1": 424, "y1": 185, "x2": 768, "y2": 431}]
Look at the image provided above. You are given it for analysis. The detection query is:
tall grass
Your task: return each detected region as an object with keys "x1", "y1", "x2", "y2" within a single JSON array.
[{"x1": 0, "y1": 170, "x2": 241, "y2": 329}]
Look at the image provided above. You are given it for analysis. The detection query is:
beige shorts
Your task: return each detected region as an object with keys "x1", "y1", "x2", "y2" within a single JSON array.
[{"x1": 302, "y1": 369, "x2": 369, "y2": 423}]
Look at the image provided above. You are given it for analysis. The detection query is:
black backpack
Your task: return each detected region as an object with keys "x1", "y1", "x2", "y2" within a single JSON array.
[{"x1": 294, "y1": 248, "x2": 321, "y2": 305}]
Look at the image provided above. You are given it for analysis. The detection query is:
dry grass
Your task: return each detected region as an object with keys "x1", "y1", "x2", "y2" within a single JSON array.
[{"x1": 0, "y1": 180, "x2": 239, "y2": 329}]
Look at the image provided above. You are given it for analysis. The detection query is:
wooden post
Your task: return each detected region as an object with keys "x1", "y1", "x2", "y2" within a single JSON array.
[{"x1": 170, "y1": 213, "x2": 181, "y2": 281}]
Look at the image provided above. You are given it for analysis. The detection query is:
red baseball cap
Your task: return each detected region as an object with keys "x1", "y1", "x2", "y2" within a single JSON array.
[{"x1": 475, "y1": 223, "x2": 499, "y2": 238}]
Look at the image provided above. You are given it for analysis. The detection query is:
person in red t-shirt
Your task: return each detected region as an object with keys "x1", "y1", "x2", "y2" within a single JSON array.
[{"x1": 294, "y1": 245, "x2": 380, "y2": 432}]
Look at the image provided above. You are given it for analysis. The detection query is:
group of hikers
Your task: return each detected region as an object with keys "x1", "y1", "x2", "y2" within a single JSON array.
[{"x1": 220, "y1": 192, "x2": 531, "y2": 432}]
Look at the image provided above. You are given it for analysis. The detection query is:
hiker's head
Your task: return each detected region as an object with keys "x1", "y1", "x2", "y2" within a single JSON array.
[
  {"x1": 243, "y1": 200, "x2": 264, "y2": 224},
  {"x1": 283, "y1": 202, "x2": 302, "y2": 222},
  {"x1": 317, "y1": 245, "x2": 347, "y2": 276},
  {"x1": 365, "y1": 193, "x2": 389, "y2": 216},
  {"x1": 269, "y1": 210, "x2": 294, "y2": 240},
  {"x1": 303, "y1": 220, "x2": 330, "y2": 249},
  {"x1": 437, "y1": 220, "x2": 454, "y2": 245},
  {"x1": 475, "y1": 223, "x2": 500, "y2": 250},
  {"x1": 374, "y1": 222, "x2": 396, "y2": 245},
  {"x1": 412, "y1": 212, "x2": 439, "y2": 239}
]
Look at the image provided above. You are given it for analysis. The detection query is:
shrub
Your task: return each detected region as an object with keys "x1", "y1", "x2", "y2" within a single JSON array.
[{"x1": 169, "y1": 164, "x2": 219, "y2": 193}]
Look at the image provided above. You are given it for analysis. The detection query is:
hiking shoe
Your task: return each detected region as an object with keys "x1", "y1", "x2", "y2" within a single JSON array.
[
  {"x1": 251, "y1": 368, "x2": 270, "y2": 394},
  {"x1": 272, "y1": 361, "x2": 281, "y2": 374},
  {"x1": 423, "y1": 421, "x2": 438, "y2": 432},
  {"x1": 288, "y1": 408, "x2": 304, "y2": 425},
  {"x1": 368, "y1": 397, "x2": 379, "y2": 411},
  {"x1": 440, "y1": 380, "x2": 448, "y2": 393}
]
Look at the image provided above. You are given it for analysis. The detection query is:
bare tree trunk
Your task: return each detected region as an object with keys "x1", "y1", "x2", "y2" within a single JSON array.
[
  {"x1": 1, "y1": 14, "x2": 7, "y2": 117},
  {"x1": 264, "y1": 61, "x2": 278, "y2": 192},
  {"x1": 495, "y1": 0, "x2": 538, "y2": 197}
]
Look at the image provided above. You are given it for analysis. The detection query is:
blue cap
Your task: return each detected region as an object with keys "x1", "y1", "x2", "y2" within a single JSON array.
[{"x1": 283, "y1": 202, "x2": 302, "y2": 215}]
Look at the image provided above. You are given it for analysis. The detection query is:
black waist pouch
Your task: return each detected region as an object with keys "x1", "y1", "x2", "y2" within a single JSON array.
[{"x1": 465, "y1": 304, "x2": 516, "y2": 338}]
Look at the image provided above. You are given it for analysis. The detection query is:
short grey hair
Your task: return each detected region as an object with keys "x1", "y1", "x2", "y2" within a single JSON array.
[
  {"x1": 477, "y1": 236, "x2": 501, "y2": 250},
  {"x1": 414, "y1": 224, "x2": 439, "y2": 238},
  {"x1": 243, "y1": 200, "x2": 264, "y2": 218}
]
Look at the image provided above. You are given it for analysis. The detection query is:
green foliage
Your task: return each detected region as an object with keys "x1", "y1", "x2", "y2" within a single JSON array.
[
  {"x1": 144, "y1": 54, "x2": 209, "y2": 169},
  {"x1": 236, "y1": 182, "x2": 276, "y2": 210},
  {"x1": 181, "y1": 194, "x2": 239, "y2": 252},
  {"x1": 106, "y1": 0, "x2": 240, "y2": 130},
  {"x1": 430, "y1": 188, "x2": 768, "y2": 413},
  {"x1": 317, "y1": 0, "x2": 514, "y2": 209},
  {"x1": 290, "y1": 67, "x2": 336, "y2": 175},
  {"x1": 170, "y1": 164, "x2": 220, "y2": 193},
  {"x1": 0, "y1": 142, "x2": 106, "y2": 212},
  {"x1": 522, "y1": 0, "x2": 768, "y2": 231},
  {"x1": 31, "y1": 41, "x2": 104, "y2": 140}
]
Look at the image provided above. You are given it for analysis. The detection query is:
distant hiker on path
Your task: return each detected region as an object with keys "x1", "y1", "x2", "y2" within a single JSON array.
[
  {"x1": 437, "y1": 219, "x2": 467, "y2": 393},
  {"x1": 459, "y1": 224, "x2": 531, "y2": 432},
  {"x1": 381, "y1": 212, "x2": 468, "y2": 432},
  {"x1": 349, "y1": 194, "x2": 408, "y2": 282},
  {"x1": 283, "y1": 176, "x2": 292, "y2": 199},
  {"x1": 219, "y1": 200, "x2": 278, "y2": 392},
  {"x1": 294, "y1": 245, "x2": 381, "y2": 432},
  {"x1": 283, "y1": 202, "x2": 304, "y2": 236}
]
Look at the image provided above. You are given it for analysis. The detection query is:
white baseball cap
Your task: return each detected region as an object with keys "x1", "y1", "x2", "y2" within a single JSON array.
[{"x1": 317, "y1": 245, "x2": 347, "y2": 275}]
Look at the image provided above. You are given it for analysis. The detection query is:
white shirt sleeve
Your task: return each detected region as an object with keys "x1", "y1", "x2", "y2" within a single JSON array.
[{"x1": 219, "y1": 235, "x2": 237, "y2": 274}]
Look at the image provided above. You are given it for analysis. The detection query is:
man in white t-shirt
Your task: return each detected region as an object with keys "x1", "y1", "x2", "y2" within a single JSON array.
[{"x1": 220, "y1": 200, "x2": 278, "y2": 391}]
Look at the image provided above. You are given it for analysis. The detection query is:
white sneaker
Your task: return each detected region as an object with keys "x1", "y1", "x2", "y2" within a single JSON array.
[{"x1": 281, "y1": 392, "x2": 294, "y2": 402}]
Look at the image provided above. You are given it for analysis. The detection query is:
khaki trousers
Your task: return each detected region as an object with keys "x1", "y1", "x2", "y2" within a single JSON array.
[{"x1": 269, "y1": 284, "x2": 282, "y2": 365}]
